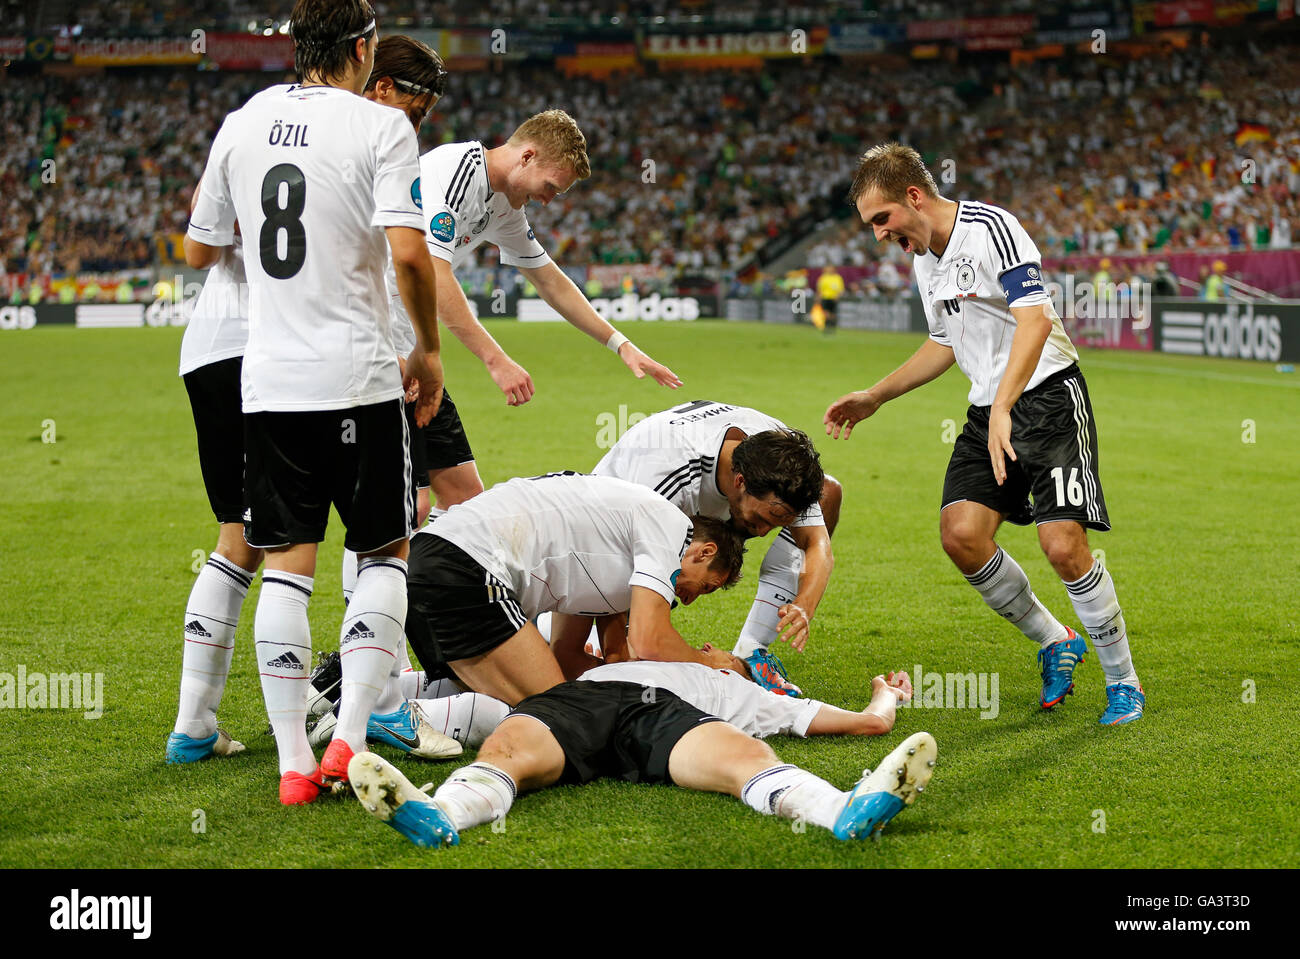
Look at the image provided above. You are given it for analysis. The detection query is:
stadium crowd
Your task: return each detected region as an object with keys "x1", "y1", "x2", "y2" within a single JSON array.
[{"x1": 2, "y1": 34, "x2": 1296, "y2": 297}]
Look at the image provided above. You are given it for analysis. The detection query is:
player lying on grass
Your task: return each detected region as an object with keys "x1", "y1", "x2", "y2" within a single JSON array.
[
  {"x1": 573, "y1": 401, "x2": 840, "y2": 694},
  {"x1": 824, "y1": 143, "x2": 1143, "y2": 725},
  {"x1": 348, "y1": 682, "x2": 936, "y2": 848},
  {"x1": 305, "y1": 472, "x2": 751, "y2": 766},
  {"x1": 310, "y1": 652, "x2": 914, "y2": 752}
]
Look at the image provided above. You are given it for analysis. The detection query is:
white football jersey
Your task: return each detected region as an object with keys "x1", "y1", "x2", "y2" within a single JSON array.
[
  {"x1": 178, "y1": 239, "x2": 248, "y2": 376},
  {"x1": 422, "y1": 473, "x2": 692, "y2": 617},
  {"x1": 385, "y1": 140, "x2": 552, "y2": 354},
  {"x1": 188, "y1": 84, "x2": 425, "y2": 412},
  {"x1": 912, "y1": 200, "x2": 1077, "y2": 406},
  {"x1": 579, "y1": 660, "x2": 823, "y2": 738},
  {"x1": 591, "y1": 400, "x2": 824, "y2": 528}
]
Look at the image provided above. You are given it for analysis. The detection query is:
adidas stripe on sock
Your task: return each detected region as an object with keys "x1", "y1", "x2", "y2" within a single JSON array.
[
  {"x1": 431, "y1": 762, "x2": 517, "y2": 832},
  {"x1": 740, "y1": 763, "x2": 847, "y2": 831},
  {"x1": 174, "y1": 553, "x2": 254, "y2": 739},
  {"x1": 1065, "y1": 559, "x2": 1139, "y2": 687},
  {"x1": 255, "y1": 569, "x2": 316, "y2": 776},
  {"x1": 966, "y1": 547, "x2": 1068, "y2": 648},
  {"x1": 335, "y1": 556, "x2": 408, "y2": 752}
]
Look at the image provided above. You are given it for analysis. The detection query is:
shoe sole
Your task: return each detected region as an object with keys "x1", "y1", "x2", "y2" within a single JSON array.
[
  {"x1": 834, "y1": 731, "x2": 937, "y2": 840},
  {"x1": 348, "y1": 752, "x2": 459, "y2": 847}
]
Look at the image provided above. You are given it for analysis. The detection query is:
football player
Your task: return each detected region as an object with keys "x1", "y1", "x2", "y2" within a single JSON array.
[
  {"x1": 185, "y1": 0, "x2": 450, "y2": 804},
  {"x1": 825, "y1": 143, "x2": 1143, "y2": 725}
]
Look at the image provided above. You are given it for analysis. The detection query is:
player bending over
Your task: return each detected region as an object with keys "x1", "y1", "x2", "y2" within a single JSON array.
[
  {"x1": 581, "y1": 400, "x2": 839, "y2": 693},
  {"x1": 824, "y1": 143, "x2": 1143, "y2": 725}
]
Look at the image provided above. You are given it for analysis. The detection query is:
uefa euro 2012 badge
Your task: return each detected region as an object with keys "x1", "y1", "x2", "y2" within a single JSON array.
[
  {"x1": 954, "y1": 256, "x2": 976, "y2": 294},
  {"x1": 410, "y1": 178, "x2": 422, "y2": 210},
  {"x1": 431, "y1": 212, "x2": 455, "y2": 243}
]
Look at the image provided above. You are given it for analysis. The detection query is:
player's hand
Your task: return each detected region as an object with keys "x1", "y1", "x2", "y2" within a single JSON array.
[
  {"x1": 987, "y1": 406, "x2": 1016, "y2": 486},
  {"x1": 701, "y1": 642, "x2": 745, "y2": 672},
  {"x1": 775, "y1": 602, "x2": 811, "y2": 651},
  {"x1": 486, "y1": 354, "x2": 535, "y2": 406},
  {"x1": 823, "y1": 390, "x2": 880, "y2": 440},
  {"x1": 405, "y1": 349, "x2": 444, "y2": 427},
  {"x1": 397, "y1": 354, "x2": 420, "y2": 403},
  {"x1": 618, "y1": 343, "x2": 683, "y2": 388},
  {"x1": 873, "y1": 670, "x2": 913, "y2": 704}
]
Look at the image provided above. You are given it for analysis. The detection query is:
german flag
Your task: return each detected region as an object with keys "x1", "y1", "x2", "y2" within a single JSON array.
[
  {"x1": 1200, "y1": 156, "x2": 1217, "y2": 180},
  {"x1": 1235, "y1": 122, "x2": 1272, "y2": 146},
  {"x1": 1171, "y1": 159, "x2": 1190, "y2": 176}
]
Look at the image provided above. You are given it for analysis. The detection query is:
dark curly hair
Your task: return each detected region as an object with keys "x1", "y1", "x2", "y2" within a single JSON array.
[{"x1": 730, "y1": 428, "x2": 824, "y2": 517}]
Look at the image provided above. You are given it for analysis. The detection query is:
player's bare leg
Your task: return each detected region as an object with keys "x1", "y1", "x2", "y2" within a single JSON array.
[
  {"x1": 429, "y1": 461, "x2": 484, "y2": 512},
  {"x1": 449, "y1": 621, "x2": 567, "y2": 707},
  {"x1": 942, "y1": 500, "x2": 1071, "y2": 656},
  {"x1": 1038, "y1": 519, "x2": 1143, "y2": 722},
  {"x1": 168, "y1": 522, "x2": 263, "y2": 763},
  {"x1": 669, "y1": 721, "x2": 936, "y2": 839},
  {"x1": 550, "y1": 612, "x2": 604, "y2": 680}
]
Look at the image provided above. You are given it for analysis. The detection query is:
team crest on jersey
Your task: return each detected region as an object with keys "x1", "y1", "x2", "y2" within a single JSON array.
[
  {"x1": 471, "y1": 211, "x2": 491, "y2": 236},
  {"x1": 410, "y1": 178, "x2": 422, "y2": 210},
  {"x1": 527, "y1": 228, "x2": 536, "y2": 241},
  {"x1": 954, "y1": 257, "x2": 976, "y2": 293},
  {"x1": 430, "y1": 212, "x2": 455, "y2": 243}
]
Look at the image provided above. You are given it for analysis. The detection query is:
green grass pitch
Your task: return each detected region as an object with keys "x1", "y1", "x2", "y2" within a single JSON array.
[{"x1": 1, "y1": 319, "x2": 1297, "y2": 868}]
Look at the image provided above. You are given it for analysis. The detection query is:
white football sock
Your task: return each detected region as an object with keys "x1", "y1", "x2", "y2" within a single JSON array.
[
  {"x1": 373, "y1": 660, "x2": 405, "y2": 715},
  {"x1": 740, "y1": 763, "x2": 847, "y2": 831},
  {"x1": 174, "y1": 553, "x2": 254, "y2": 739},
  {"x1": 415, "y1": 693, "x2": 511, "y2": 747},
  {"x1": 399, "y1": 671, "x2": 463, "y2": 699},
  {"x1": 255, "y1": 570, "x2": 316, "y2": 775},
  {"x1": 1065, "y1": 559, "x2": 1139, "y2": 686},
  {"x1": 335, "y1": 557, "x2": 407, "y2": 752},
  {"x1": 734, "y1": 532, "x2": 803, "y2": 658},
  {"x1": 431, "y1": 762, "x2": 517, "y2": 832},
  {"x1": 341, "y1": 548, "x2": 358, "y2": 605},
  {"x1": 965, "y1": 547, "x2": 1068, "y2": 648}
]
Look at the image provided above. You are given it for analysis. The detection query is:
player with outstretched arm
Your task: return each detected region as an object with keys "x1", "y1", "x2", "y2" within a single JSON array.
[{"x1": 824, "y1": 143, "x2": 1144, "y2": 726}]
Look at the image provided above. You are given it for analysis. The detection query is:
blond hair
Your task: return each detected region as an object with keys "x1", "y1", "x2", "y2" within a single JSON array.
[
  {"x1": 508, "y1": 109, "x2": 591, "y2": 180},
  {"x1": 847, "y1": 142, "x2": 940, "y2": 206}
]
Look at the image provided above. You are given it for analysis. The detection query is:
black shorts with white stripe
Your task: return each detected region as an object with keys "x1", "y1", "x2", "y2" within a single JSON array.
[
  {"x1": 510, "y1": 680, "x2": 725, "y2": 786},
  {"x1": 183, "y1": 356, "x2": 245, "y2": 524},
  {"x1": 404, "y1": 532, "x2": 528, "y2": 670},
  {"x1": 243, "y1": 398, "x2": 415, "y2": 552},
  {"x1": 941, "y1": 364, "x2": 1110, "y2": 531}
]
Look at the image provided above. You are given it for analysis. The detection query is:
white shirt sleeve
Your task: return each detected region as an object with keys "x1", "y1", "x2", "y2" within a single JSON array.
[
  {"x1": 491, "y1": 209, "x2": 551, "y2": 269},
  {"x1": 991, "y1": 211, "x2": 1051, "y2": 308},
  {"x1": 187, "y1": 121, "x2": 237, "y2": 247},
  {"x1": 370, "y1": 111, "x2": 425, "y2": 231},
  {"x1": 628, "y1": 503, "x2": 692, "y2": 605}
]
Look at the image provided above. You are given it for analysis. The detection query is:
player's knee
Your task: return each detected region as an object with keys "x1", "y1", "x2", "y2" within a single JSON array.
[
  {"x1": 1041, "y1": 537, "x2": 1092, "y2": 580},
  {"x1": 940, "y1": 518, "x2": 981, "y2": 565},
  {"x1": 820, "y1": 476, "x2": 843, "y2": 536}
]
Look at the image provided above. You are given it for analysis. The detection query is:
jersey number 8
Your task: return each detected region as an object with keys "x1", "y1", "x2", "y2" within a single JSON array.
[{"x1": 259, "y1": 163, "x2": 307, "y2": 280}]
